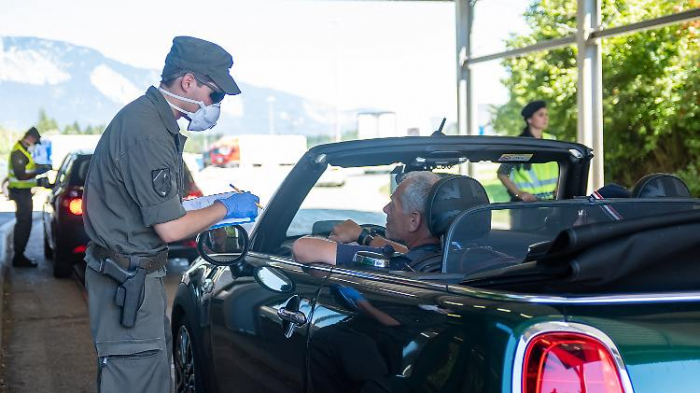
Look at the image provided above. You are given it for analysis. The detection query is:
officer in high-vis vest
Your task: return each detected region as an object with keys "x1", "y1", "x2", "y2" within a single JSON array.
[
  {"x1": 497, "y1": 100, "x2": 559, "y2": 202},
  {"x1": 8, "y1": 127, "x2": 51, "y2": 267}
]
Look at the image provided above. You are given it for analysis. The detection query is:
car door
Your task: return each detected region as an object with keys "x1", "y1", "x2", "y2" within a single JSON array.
[
  {"x1": 307, "y1": 267, "x2": 475, "y2": 393},
  {"x1": 208, "y1": 252, "x2": 328, "y2": 393}
]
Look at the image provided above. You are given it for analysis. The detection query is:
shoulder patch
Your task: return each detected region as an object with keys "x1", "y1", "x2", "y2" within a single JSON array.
[{"x1": 151, "y1": 168, "x2": 172, "y2": 198}]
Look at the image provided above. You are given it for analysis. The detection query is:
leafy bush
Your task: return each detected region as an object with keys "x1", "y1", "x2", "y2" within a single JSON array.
[{"x1": 493, "y1": 0, "x2": 700, "y2": 195}]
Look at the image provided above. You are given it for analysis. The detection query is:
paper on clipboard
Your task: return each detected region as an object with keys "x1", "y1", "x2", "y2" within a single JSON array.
[{"x1": 182, "y1": 191, "x2": 259, "y2": 229}]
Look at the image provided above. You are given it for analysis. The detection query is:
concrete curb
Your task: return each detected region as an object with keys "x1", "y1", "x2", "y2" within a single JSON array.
[{"x1": 0, "y1": 218, "x2": 15, "y2": 359}]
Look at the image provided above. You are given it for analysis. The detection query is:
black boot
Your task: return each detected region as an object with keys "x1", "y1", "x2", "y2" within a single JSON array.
[{"x1": 12, "y1": 254, "x2": 38, "y2": 268}]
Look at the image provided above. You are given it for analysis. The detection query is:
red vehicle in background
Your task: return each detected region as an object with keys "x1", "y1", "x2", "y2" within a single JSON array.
[
  {"x1": 208, "y1": 139, "x2": 240, "y2": 167},
  {"x1": 41, "y1": 150, "x2": 202, "y2": 278},
  {"x1": 207, "y1": 135, "x2": 307, "y2": 168}
]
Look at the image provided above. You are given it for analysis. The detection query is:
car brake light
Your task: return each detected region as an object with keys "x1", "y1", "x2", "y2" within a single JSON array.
[
  {"x1": 523, "y1": 332, "x2": 624, "y2": 393},
  {"x1": 64, "y1": 198, "x2": 83, "y2": 215},
  {"x1": 185, "y1": 189, "x2": 204, "y2": 201},
  {"x1": 183, "y1": 239, "x2": 197, "y2": 248},
  {"x1": 73, "y1": 245, "x2": 87, "y2": 253}
]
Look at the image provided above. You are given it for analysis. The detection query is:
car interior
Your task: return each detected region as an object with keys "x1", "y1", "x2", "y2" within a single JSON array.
[{"x1": 245, "y1": 140, "x2": 699, "y2": 292}]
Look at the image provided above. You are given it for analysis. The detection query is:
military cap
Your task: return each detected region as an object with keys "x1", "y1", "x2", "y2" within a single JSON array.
[
  {"x1": 24, "y1": 126, "x2": 41, "y2": 143},
  {"x1": 163, "y1": 36, "x2": 241, "y2": 95},
  {"x1": 521, "y1": 100, "x2": 546, "y2": 119}
]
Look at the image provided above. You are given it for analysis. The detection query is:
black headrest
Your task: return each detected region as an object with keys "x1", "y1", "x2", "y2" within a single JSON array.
[
  {"x1": 631, "y1": 174, "x2": 691, "y2": 198},
  {"x1": 425, "y1": 175, "x2": 490, "y2": 236}
]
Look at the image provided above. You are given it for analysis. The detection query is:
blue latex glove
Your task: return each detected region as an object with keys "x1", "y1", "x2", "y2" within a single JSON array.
[
  {"x1": 332, "y1": 284, "x2": 366, "y2": 309},
  {"x1": 215, "y1": 191, "x2": 260, "y2": 220}
]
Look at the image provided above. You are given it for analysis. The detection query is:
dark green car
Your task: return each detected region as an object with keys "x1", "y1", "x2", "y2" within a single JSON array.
[{"x1": 172, "y1": 135, "x2": 699, "y2": 393}]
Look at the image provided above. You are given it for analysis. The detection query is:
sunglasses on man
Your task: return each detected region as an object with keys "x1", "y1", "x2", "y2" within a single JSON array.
[{"x1": 194, "y1": 76, "x2": 225, "y2": 104}]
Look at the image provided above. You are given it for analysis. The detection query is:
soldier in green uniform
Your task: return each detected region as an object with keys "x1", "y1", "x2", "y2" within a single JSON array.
[
  {"x1": 82, "y1": 36, "x2": 260, "y2": 393},
  {"x1": 7, "y1": 127, "x2": 51, "y2": 267}
]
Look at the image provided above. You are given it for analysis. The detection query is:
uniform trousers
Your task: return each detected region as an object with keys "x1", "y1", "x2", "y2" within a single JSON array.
[
  {"x1": 85, "y1": 260, "x2": 172, "y2": 393},
  {"x1": 9, "y1": 188, "x2": 33, "y2": 256}
]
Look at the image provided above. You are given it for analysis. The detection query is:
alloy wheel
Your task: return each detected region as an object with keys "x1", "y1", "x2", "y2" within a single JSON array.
[{"x1": 175, "y1": 324, "x2": 197, "y2": 393}]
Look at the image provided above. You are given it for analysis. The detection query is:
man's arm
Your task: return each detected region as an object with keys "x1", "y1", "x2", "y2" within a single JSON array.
[
  {"x1": 153, "y1": 202, "x2": 226, "y2": 243},
  {"x1": 330, "y1": 219, "x2": 408, "y2": 254},
  {"x1": 292, "y1": 236, "x2": 338, "y2": 265}
]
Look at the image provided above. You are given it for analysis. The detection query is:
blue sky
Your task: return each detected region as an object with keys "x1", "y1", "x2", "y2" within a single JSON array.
[{"x1": 1, "y1": 0, "x2": 531, "y2": 132}]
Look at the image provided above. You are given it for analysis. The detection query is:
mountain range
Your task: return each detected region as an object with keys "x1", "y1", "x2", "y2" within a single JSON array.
[{"x1": 0, "y1": 36, "x2": 361, "y2": 136}]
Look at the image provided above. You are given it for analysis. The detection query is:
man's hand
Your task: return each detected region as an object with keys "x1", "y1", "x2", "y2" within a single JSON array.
[
  {"x1": 329, "y1": 219, "x2": 362, "y2": 244},
  {"x1": 215, "y1": 192, "x2": 260, "y2": 220},
  {"x1": 332, "y1": 284, "x2": 367, "y2": 309},
  {"x1": 517, "y1": 191, "x2": 537, "y2": 202}
]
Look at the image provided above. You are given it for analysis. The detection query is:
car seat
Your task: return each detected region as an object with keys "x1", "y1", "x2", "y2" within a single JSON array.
[
  {"x1": 408, "y1": 175, "x2": 491, "y2": 273},
  {"x1": 631, "y1": 173, "x2": 691, "y2": 198}
]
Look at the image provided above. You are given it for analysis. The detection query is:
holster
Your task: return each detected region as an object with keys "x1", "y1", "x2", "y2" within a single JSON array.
[
  {"x1": 101, "y1": 258, "x2": 147, "y2": 328},
  {"x1": 86, "y1": 244, "x2": 168, "y2": 328}
]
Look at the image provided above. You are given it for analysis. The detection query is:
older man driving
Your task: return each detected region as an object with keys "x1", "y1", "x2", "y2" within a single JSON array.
[{"x1": 293, "y1": 171, "x2": 442, "y2": 270}]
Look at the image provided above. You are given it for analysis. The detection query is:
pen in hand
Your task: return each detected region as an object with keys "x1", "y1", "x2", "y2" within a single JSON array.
[{"x1": 229, "y1": 184, "x2": 264, "y2": 210}]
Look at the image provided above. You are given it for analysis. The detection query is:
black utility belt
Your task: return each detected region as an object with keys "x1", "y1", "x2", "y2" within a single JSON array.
[{"x1": 91, "y1": 245, "x2": 168, "y2": 274}]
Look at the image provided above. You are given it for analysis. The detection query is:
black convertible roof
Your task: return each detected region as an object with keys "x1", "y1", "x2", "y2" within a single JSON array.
[{"x1": 305, "y1": 135, "x2": 592, "y2": 168}]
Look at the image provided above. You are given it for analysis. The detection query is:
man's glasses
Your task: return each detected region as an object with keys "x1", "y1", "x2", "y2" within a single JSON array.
[{"x1": 195, "y1": 76, "x2": 225, "y2": 104}]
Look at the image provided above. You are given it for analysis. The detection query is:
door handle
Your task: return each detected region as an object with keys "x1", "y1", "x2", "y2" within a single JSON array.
[
  {"x1": 277, "y1": 307, "x2": 307, "y2": 326},
  {"x1": 278, "y1": 295, "x2": 307, "y2": 338}
]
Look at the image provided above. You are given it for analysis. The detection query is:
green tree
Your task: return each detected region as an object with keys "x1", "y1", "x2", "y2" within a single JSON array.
[
  {"x1": 35, "y1": 109, "x2": 59, "y2": 133},
  {"x1": 63, "y1": 121, "x2": 82, "y2": 135},
  {"x1": 492, "y1": 0, "x2": 700, "y2": 194}
]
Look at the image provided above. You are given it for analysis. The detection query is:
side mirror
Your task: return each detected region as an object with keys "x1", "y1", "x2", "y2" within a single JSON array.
[
  {"x1": 253, "y1": 266, "x2": 294, "y2": 293},
  {"x1": 196, "y1": 224, "x2": 249, "y2": 266}
]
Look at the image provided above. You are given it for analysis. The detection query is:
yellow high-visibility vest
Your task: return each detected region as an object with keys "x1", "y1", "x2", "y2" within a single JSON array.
[
  {"x1": 510, "y1": 132, "x2": 559, "y2": 200},
  {"x1": 8, "y1": 141, "x2": 37, "y2": 189}
]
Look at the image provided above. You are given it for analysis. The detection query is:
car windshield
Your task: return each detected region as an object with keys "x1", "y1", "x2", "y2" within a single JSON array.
[
  {"x1": 285, "y1": 159, "x2": 562, "y2": 238},
  {"x1": 443, "y1": 199, "x2": 700, "y2": 276}
]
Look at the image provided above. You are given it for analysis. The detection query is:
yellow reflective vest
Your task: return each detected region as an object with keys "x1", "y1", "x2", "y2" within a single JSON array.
[
  {"x1": 8, "y1": 141, "x2": 37, "y2": 189},
  {"x1": 510, "y1": 132, "x2": 559, "y2": 200}
]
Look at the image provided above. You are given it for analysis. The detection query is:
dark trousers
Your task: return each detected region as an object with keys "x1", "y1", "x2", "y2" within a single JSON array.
[{"x1": 9, "y1": 188, "x2": 33, "y2": 256}]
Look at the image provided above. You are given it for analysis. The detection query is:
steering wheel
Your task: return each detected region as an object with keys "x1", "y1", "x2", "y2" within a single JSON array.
[
  {"x1": 360, "y1": 223, "x2": 386, "y2": 238},
  {"x1": 311, "y1": 220, "x2": 386, "y2": 238}
]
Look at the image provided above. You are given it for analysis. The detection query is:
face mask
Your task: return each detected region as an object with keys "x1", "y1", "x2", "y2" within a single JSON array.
[
  {"x1": 159, "y1": 88, "x2": 221, "y2": 132},
  {"x1": 27, "y1": 145, "x2": 36, "y2": 153}
]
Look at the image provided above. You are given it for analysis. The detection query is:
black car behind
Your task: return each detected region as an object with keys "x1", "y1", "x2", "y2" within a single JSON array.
[{"x1": 42, "y1": 150, "x2": 202, "y2": 278}]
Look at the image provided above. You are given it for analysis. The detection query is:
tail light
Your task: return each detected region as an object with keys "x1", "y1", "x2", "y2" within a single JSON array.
[
  {"x1": 183, "y1": 239, "x2": 197, "y2": 248},
  {"x1": 73, "y1": 245, "x2": 87, "y2": 253},
  {"x1": 63, "y1": 197, "x2": 83, "y2": 216},
  {"x1": 522, "y1": 332, "x2": 625, "y2": 393},
  {"x1": 184, "y1": 186, "x2": 203, "y2": 200}
]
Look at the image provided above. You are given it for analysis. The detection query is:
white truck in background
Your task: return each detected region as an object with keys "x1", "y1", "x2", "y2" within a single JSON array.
[
  {"x1": 34, "y1": 134, "x2": 102, "y2": 169},
  {"x1": 207, "y1": 134, "x2": 307, "y2": 168}
]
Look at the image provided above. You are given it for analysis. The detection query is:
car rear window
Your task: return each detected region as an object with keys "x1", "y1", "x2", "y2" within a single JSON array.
[{"x1": 69, "y1": 155, "x2": 92, "y2": 186}]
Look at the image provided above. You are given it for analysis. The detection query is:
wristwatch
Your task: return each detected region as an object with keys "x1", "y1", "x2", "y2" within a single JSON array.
[{"x1": 357, "y1": 229, "x2": 375, "y2": 246}]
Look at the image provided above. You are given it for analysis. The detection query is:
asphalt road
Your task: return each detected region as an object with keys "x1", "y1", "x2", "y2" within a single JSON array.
[
  {"x1": 0, "y1": 217, "x2": 186, "y2": 392},
  {"x1": 0, "y1": 213, "x2": 13, "y2": 229}
]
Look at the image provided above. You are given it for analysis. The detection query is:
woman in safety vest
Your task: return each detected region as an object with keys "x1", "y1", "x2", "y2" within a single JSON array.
[{"x1": 497, "y1": 100, "x2": 559, "y2": 202}]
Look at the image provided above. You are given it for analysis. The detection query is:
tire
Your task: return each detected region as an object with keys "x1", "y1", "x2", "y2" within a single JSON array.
[
  {"x1": 53, "y1": 237, "x2": 73, "y2": 278},
  {"x1": 174, "y1": 314, "x2": 208, "y2": 393}
]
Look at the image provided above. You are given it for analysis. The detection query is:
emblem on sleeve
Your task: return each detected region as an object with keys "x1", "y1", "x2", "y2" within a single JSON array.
[{"x1": 151, "y1": 168, "x2": 172, "y2": 198}]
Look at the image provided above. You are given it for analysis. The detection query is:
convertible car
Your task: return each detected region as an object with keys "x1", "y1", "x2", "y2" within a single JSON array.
[{"x1": 172, "y1": 135, "x2": 700, "y2": 393}]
